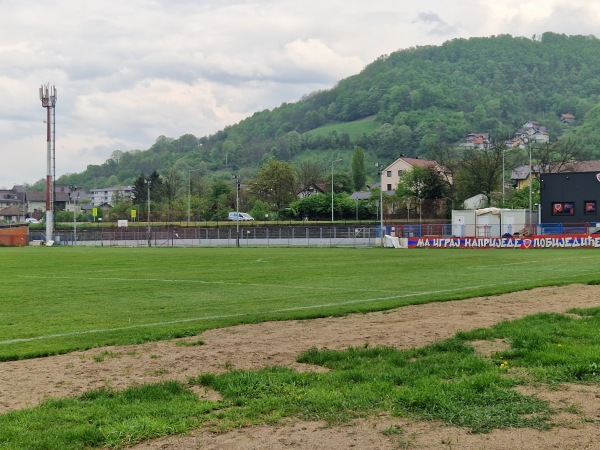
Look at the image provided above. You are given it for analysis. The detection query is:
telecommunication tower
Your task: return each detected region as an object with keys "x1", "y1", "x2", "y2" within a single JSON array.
[{"x1": 39, "y1": 84, "x2": 57, "y2": 244}]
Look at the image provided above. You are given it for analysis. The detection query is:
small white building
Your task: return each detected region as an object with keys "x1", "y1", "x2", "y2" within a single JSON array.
[{"x1": 452, "y1": 208, "x2": 533, "y2": 238}]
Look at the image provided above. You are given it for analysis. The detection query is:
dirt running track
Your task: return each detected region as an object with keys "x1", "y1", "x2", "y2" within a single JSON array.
[{"x1": 1, "y1": 284, "x2": 600, "y2": 449}]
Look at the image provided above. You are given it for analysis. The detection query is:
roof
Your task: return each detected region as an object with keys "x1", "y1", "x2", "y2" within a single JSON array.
[
  {"x1": 0, "y1": 205, "x2": 23, "y2": 216},
  {"x1": 350, "y1": 191, "x2": 372, "y2": 201},
  {"x1": 27, "y1": 191, "x2": 70, "y2": 202},
  {"x1": 386, "y1": 156, "x2": 438, "y2": 171},
  {"x1": 511, "y1": 165, "x2": 531, "y2": 180},
  {"x1": 401, "y1": 157, "x2": 437, "y2": 168},
  {"x1": 511, "y1": 160, "x2": 600, "y2": 180},
  {"x1": 568, "y1": 160, "x2": 600, "y2": 172},
  {"x1": 90, "y1": 185, "x2": 133, "y2": 193}
]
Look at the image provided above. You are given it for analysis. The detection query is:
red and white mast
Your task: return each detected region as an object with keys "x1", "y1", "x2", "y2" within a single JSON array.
[{"x1": 39, "y1": 84, "x2": 57, "y2": 244}]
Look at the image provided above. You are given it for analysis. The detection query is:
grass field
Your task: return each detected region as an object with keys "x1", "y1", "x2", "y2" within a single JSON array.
[
  {"x1": 2, "y1": 246, "x2": 600, "y2": 449},
  {"x1": 2, "y1": 246, "x2": 600, "y2": 361}
]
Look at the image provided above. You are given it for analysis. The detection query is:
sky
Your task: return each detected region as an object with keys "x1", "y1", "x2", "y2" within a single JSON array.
[{"x1": 1, "y1": 0, "x2": 600, "y2": 188}]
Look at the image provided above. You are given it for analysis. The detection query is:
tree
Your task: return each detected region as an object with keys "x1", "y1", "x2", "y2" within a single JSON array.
[
  {"x1": 332, "y1": 172, "x2": 354, "y2": 194},
  {"x1": 161, "y1": 168, "x2": 184, "y2": 207},
  {"x1": 132, "y1": 170, "x2": 163, "y2": 210},
  {"x1": 161, "y1": 167, "x2": 184, "y2": 220},
  {"x1": 295, "y1": 160, "x2": 324, "y2": 196},
  {"x1": 208, "y1": 179, "x2": 235, "y2": 221},
  {"x1": 454, "y1": 143, "x2": 505, "y2": 206},
  {"x1": 396, "y1": 166, "x2": 449, "y2": 201},
  {"x1": 132, "y1": 172, "x2": 148, "y2": 205},
  {"x1": 248, "y1": 160, "x2": 297, "y2": 213},
  {"x1": 351, "y1": 146, "x2": 366, "y2": 191},
  {"x1": 506, "y1": 178, "x2": 540, "y2": 209},
  {"x1": 534, "y1": 137, "x2": 589, "y2": 173}
]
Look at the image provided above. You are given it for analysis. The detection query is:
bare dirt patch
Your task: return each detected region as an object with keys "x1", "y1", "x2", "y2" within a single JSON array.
[{"x1": 2, "y1": 284, "x2": 600, "y2": 449}]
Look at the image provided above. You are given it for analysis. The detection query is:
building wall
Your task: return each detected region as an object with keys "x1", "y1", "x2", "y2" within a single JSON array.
[
  {"x1": 90, "y1": 186, "x2": 133, "y2": 206},
  {"x1": 0, "y1": 225, "x2": 28, "y2": 247},
  {"x1": 380, "y1": 159, "x2": 414, "y2": 192},
  {"x1": 540, "y1": 172, "x2": 600, "y2": 224}
]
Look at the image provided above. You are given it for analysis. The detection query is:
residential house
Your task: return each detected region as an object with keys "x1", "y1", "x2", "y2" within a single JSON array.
[
  {"x1": 0, "y1": 188, "x2": 25, "y2": 211},
  {"x1": 58, "y1": 185, "x2": 90, "y2": 213},
  {"x1": 380, "y1": 156, "x2": 449, "y2": 194},
  {"x1": 297, "y1": 182, "x2": 326, "y2": 199},
  {"x1": 511, "y1": 160, "x2": 600, "y2": 190},
  {"x1": 0, "y1": 205, "x2": 24, "y2": 223},
  {"x1": 26, "y1": 190, "x2": 70, "y2": 214},
  {"x1": 90, "y1": 186, "x2": 133, "y2": 206},
  {"x1": 462, "y1": 133, "x2": 490, "y2": 149},
  {"x1": 560, "y1": 113, "x2": 575, "y2": 125},
  {"x1": 514, "y1": 120, "x2": 550, "y2": 144},
  {"x1": 511, "y1": 165, "x2": 540, "y2": 190},
  {"x1": 0, "y1": 186, "x2": 27, "y2": 221},
  {"x1": 350, "y1": 191, "x2": 373, "y2": 201}
]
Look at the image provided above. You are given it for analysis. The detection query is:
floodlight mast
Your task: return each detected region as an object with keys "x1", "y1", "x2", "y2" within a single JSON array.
[{"x1": 39, "y1": 84, "x2": 57, "y2": 245}]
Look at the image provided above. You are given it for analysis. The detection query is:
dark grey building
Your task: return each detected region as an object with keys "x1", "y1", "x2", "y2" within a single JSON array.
[{"x1": 540, "y1": 171, "x2": 600, "y2": 224}]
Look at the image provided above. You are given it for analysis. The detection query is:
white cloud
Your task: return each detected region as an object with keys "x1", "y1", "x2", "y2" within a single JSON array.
[{"x1": 1, "y1": 0, "x2": 599, "y2": 186}]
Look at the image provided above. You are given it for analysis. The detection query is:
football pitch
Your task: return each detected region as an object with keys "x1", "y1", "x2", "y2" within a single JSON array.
[{"x1": 2, "y1": 246, "x2": 600, "y2": 361}]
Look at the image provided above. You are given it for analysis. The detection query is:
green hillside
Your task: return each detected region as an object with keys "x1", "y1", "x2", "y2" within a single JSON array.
[
  {"x1": 54, "y1": 32, "x2": 600, "y2": 191},
  {"x1": 304, "y1": 117, "x2": 379, "y2": 140}
]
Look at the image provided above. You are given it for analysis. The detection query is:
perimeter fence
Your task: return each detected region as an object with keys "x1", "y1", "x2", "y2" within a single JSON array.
[
  {"x1": 23, "y1": 221, "x2": 600, "y2": 248},
  {"x1": 28, "y1": 225, "x2": 379, "y2": 248}
]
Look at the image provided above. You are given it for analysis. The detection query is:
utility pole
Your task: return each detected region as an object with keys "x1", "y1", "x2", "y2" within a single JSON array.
[
  {"x1": 233, "y1": 174, "x2": 240, "y2": 247},
  {"x1": 331, "y1": 159, "x2": 342, "y2": 222},
  {"x1": 146, "y1": 179, "x2": 152, "y2": 247},
  {"x1": 376, "y1": 162, "x2": 385, "y2": 243}
]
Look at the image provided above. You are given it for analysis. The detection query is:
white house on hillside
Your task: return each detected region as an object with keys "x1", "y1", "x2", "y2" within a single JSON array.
[{"x1": 379, "y1": 156, "x2": 449, "y2": 193}]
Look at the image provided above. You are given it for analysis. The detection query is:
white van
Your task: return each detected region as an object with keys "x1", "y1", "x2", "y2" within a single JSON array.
[{"x1": 228, "y1": 212, "x2": 254, "y2": 221}]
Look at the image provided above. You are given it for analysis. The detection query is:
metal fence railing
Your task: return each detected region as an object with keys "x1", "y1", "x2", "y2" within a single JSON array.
[
  {"x1": 28, "y1": 226, "x2": 379, "y2": 248},
  {"x1": 24, "y1": 221, "x2": 600, "y2": 247}
]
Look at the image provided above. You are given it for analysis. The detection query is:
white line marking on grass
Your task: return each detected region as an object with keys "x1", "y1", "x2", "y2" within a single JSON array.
[
  {"x1": 467, "y1": 254, "x2": 600, "y2": 270},
  {"x1": 17, "y1": 275, "x2": 395, "y2": 294},
  {"x1": 0, "y1": 278, "x2": 568, "y2": 346}
]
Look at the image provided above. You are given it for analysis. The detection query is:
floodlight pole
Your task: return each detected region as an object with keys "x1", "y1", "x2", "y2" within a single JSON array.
[{"x1": 39, "y1": 84, "x2": 57, "y2": 245}]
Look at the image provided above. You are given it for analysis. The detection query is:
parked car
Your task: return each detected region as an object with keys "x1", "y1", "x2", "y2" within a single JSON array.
[
  {"x1": 228, "y1": 212, "x2": 254, "y2": 221},
  {"x1": 25, "y1": 218, "x2": 40, "y2": 224}
]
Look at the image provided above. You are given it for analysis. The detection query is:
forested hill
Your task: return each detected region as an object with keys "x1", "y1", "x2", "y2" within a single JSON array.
[{"x1": 57, "y1": 32, "x2": 600, "y2": 189}]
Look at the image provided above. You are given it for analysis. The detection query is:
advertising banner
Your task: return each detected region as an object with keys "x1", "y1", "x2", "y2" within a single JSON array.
[{"x1": 407, "y1": 235, "x2": 600, "y2": 249}]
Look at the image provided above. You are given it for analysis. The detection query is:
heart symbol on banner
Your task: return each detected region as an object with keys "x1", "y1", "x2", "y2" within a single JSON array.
[{"x1": 522, "y1": 239, "x2": 532, "y2": 248}]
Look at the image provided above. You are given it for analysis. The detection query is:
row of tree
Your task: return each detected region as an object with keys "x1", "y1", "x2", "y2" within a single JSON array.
[{"x1": 89, "y1": 136, "x2": 576, "y2": 224}]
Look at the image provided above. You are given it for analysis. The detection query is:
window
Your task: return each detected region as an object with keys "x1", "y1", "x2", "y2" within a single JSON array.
[
  {"x1": 397, "y1": 170, "x2": 403, "y2": 176},
  {"x1": 585, "y1": 201, "x2": 597, "y2": 214},
  {"x1": 551, "y1": 202, "x2": 575, "y2": 216},
  {"x1": 386, "y1": 170, "x2": 392, "y2": 177},
  {"x1": 387, "y1": 184, "x2": 392, "y2": 191}
]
